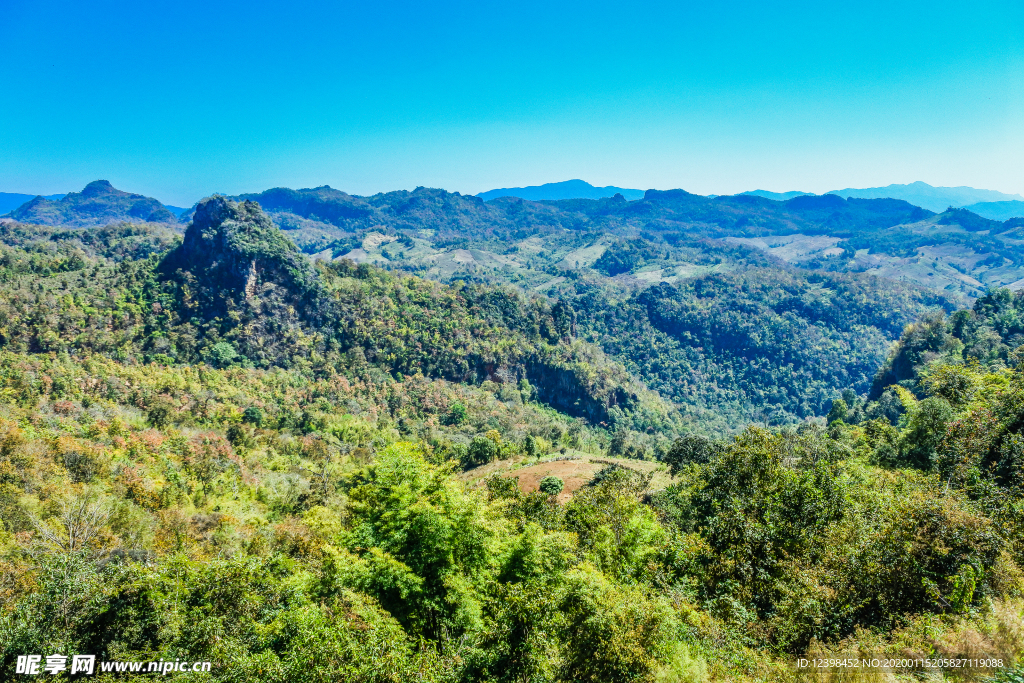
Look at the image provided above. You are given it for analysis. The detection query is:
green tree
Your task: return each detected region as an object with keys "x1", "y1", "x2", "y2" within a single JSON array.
[
  {"x1": 468, "y1": 435, "x2": 498, "y2": 467},
  {"x1": 539, "y1": 476, "x2": 564, "y2": 496},
  {"x1": 443, "y1": 402, "x2": 467, "y2": 425},
  {"x1": 826, "y1": 398, "x2": 848, "y2": 425},
  {"x1": 664, "y1": 433, "x2": 721, "y2": 475}
]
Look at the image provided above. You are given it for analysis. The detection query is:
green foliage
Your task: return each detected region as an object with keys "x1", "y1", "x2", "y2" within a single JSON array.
[
  {"x1": 898, "y1": 396, "x2": 954, "y2": 469},
  {"x1": 443, "y1": 402, "x2": 467, "y2": 425},
  {"x1": 539, "y1": 476, "x2": 564, "y2": 495},
  {"x1": 468, "y1": 435, "x2": 498, "y2": 467},
  {"x1": 593, "y1": 238, "x2": 668, "y2": 276},
  {"x1": 340, "y1": 443, "x2": 495, "y2": 638},
  {"x1": 560, "y1": 268, "x2": 949, "y2": 430},
  {"x1": 556, "y1": 566, "x2": 674, "y2": 682},
  {"x1": 826, "y1": 398, "x2": 848, "y2": 424},
  {"x1": 871, "y1": 288, "x2": 1024, "y2": 399},
  {"x1": 242, "y1": 405, "x2": 264, "y2": 426},
  {"x1": 664, "y1": 433, "x2": 722, "y2": 476}
]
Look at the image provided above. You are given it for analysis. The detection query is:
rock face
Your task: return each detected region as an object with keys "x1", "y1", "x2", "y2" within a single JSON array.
[
  {"x1": 4, "y1": 180, "x2": 178, "y2": 227},
  {"x1": 159, "y1": 196, "x2": 332, "y2": 367},
  {"x1": 174, "y1": 195, "x2": 321, "y2": 303}
]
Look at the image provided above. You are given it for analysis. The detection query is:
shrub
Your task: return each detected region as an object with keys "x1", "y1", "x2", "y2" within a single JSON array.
[
  {"x1": 539, "y1": 476, "x2": 564, "y2": 496},
  {"x1": 664, "y1": 433, "x2": 722, "y2": 475},
  {"x1": 443, "y1": 402, "x2": 467, "y2": 425},
  {"x1": 242, "y1": 406, "x2": 264, "y2": 427}
]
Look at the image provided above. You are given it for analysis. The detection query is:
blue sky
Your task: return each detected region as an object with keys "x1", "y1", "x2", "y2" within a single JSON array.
[{"x1": 1, "y1": 0, "x2": 1021, "y2": 206}]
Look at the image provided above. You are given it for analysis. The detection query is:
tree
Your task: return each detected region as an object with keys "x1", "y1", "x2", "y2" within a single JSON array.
[
  {"x1": 664, "y1": 433, "x2": 722, "y2": 475},
  {"x1": 147, "y1": 399, "x2": 174, "y2": 429},
  {"x1": 27, "y1": 493, "x2": 112, "y2": 557},
  {"x1": 899, "y1": 396, "x2": 954, "y2": 469},
  {"x1": 444, "y1": 402, "x2": 467, "y2": 425},
  {"x1": 826, "y1": 398, "x2": 848, "y2": 425},
  {"x1": 208, "y1": 341, "x2": 238, "y2": 368},
  {"x1": 468, "y1": 435, "x2": 498, "y2": 467},
  {"x1": 242, "y1": 406, "x2": 264, "y2": 427},
  {"x1": 539, "y1": 476, "x2": 563, "y2": 496}
]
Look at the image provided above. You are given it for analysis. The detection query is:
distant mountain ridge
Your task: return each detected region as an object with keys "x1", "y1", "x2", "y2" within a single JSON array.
[
  {"x1": 0, "y1": 192, "x2": 66, "y2": 215},
  {"x1": 962, "y1": 200, "x2": 1024, "y2": 221},
  {"x1": 3, "y1": 180, "x2": 179, "y2": 227},
  {"x1": 477, "y1": 179, "x2": 645, "y2": 202},
  {"x1": 741, "y1": 190, "x2": 813, "y2": 201},
  {"x1": 828, "y1": 182, "x2": 1023, "y2": 213},
  {"x1": 739, "y1": 182, "x2": 1024, "y2": 216}
]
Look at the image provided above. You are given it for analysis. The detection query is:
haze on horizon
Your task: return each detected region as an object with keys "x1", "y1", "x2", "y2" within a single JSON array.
[{"x1": 1, "y1": 0, "x2": 1021, "y2": 207}]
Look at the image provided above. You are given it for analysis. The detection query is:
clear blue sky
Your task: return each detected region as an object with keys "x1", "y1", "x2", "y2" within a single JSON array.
[{"x1": 1, "y1": 0, "x2": 1021, "y2": 206}]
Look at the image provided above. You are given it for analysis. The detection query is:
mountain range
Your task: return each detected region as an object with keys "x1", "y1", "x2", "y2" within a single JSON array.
[
  {"x1": 13, "y1": 179, "x2": 1022, "y2": 303},
  {"x1": 6, "y1": 178, "x2": 1022, "y2": 223},
  {"x1": 744, "y1": 182, "x2": 1024, "y2": 218},
  {"x1": 474, "y1": 180, "x2": 1024, "y2": 220},
  {"x1": 829, "y1": 181, "x2": 1024, "y2": 213},
  {"x1": 741, "y1": 190, "x2": 813, "y2": 201},
  {"x1": 2, "y1": 178, "x2": 989, "y2": 429},
  {"x1": 961, "y1": 200, "x2": 1024, "y2": 221}
]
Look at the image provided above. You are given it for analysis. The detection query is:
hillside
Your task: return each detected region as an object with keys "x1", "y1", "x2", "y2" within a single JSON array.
[
  {"x1": 21, "y1": 182, "x2": 1024, "y2": 429},
  {"x1": 13, "y1": 182, "x2": 1024, "y2": 429},
  {"x1": 204, "y1": 184, "x2": 1024, "y2": 303},
  {"x1": 3, "y1": 180, "x2": 179, "y2": 227},
  {"x1": 557, "y1": 268, "x2": 950, "y2": 429},
  {"x1": 870, "y1": 286, "x2": 1024, "y2": 398},
  {"x1": 0, "y1": 197, "x2": 681, "y2": 436},
  {"x1": 168, "y1": 187, "x2": 976, "y2": 427}
]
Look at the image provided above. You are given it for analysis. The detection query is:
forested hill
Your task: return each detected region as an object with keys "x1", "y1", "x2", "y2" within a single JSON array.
[
  {"x1": 223, "y1": 184, "x2": 937, "y2": 245},
  {"x1": 198, "y1": 183, "x2": 1024, "y2": 300},
  {"x1": 557, "y1": 268, "x2": 951, "y2": 430},
  {"x1": 0, "y1": 197, "x2": 680, "y2": 435},
  {"x1": 871, "y1": 287, "x2": 1024, "y2": 399},
  {"x1": 3, "y1": 180, "x2": 178, "y2": 227}
]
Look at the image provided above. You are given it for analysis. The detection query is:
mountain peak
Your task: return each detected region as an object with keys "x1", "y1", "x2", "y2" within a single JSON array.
[
  {"x1": 161, "y1": 196, "x2": 330, "y2": 366},
  {"x1": 174, "y1": 196, "x2": 321, "y2": 303},
  {"x1": 477, "y1": 179, "x2": 645, "y2": 202},
  {"x1": 82, "y1": 179, "x2": 115, "y2": 196},
  {"x1": 4, "y1": 180, "x2": 177, "y2": 227}
]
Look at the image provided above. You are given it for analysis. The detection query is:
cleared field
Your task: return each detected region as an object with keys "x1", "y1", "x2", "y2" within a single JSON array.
[
  {"x1": 458, "y1": 452, "x2": 672, "y2": 503},
  {"x1": 559, "y1": 242, "x2": 609, "y2": 268},
  {"x1": 509, "y1": 459, "x2": 604, "y2": 503},
  {"x1": 724, "y1": 233, "x2": 842, "y2": 261}
]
